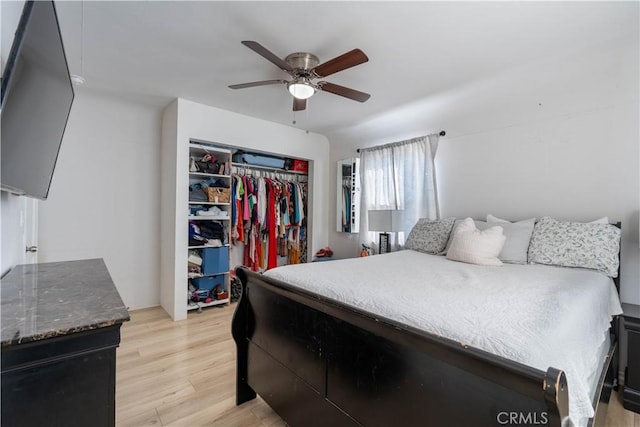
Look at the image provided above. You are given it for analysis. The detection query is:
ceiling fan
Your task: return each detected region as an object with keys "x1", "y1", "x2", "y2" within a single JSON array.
[{"x1": 229, "y1": 41, "x2": 371, "y2": 111}]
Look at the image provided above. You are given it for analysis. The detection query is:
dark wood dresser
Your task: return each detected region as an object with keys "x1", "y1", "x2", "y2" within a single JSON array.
[
  {"x1": 623, "y1": 302, "x2": 640, "y2": 414},
  {"x1": 1, "y1": 259, "x2": 130, "y2": 427}
]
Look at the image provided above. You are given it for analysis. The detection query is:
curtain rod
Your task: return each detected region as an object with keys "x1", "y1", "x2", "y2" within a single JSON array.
[{"x1": 356, "y1": 130, "x2": 445, "y2": 153}]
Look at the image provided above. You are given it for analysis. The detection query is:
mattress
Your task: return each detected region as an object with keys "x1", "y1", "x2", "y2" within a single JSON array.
[
  {"x1": 264, "y1": 250, "x2": 623, "y2": 427},
  {"x1": 587, "y1": 332, "x2": 611, "y2": 401}
]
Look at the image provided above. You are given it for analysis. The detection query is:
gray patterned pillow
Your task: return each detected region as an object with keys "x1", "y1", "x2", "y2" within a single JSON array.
[
  {"x1": 527, "y1": 216, "x2": 621, "y2": 277},
  {"x1": 405, "y1": 217, "x2": 456, "y2": 254}
]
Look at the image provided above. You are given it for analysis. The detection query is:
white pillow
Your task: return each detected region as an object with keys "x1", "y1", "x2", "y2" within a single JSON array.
[
  {"x1": 486, "y1": 214, "x2": 512, "y2": 223},
  {"x1": 484, "y1": 216, "x2": 536, "y2": 264},
  {"x1": 446, "y1": 218, "x2": 506, "y2": 266},
  {"x1": 441, "y1": 219, "x2": 487, "y2": 255}
]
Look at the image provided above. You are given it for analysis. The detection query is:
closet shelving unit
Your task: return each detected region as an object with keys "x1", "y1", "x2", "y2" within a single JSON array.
[{"x1": 187, "y1": 141, "x2": 232, "y2": 311}]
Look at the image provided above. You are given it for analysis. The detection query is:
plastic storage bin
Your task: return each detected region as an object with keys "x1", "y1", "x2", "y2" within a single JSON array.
[
  {"x1": 233, "y1": 151, "x2": 286, "y2": 169},
  {"x1": 291, "y1": 159, "x2": 308, "y2": 173},
  {"x1": 201, "y1": 246, "x2": 229, "y2": 275},
  {"x1": 192, "y1": 275, "x2": 225, "y2": 291}
]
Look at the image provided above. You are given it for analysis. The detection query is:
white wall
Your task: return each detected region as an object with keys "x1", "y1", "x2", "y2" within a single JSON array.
[
  {"x1": 160, "y1": 98, "x2": 330, "y2": 320},
  {"x1": 1, "y1": 0, "x2": 163, "y2": 308},
  {"x1": 38, "y1": 89, "x2": 163, "y2": 309},
  {"x1": 1, "y1": 193, "x2": 25, "y2": 276},
  {"x1": 328, "y1": 37, "x2": 640, "y2": 304}
]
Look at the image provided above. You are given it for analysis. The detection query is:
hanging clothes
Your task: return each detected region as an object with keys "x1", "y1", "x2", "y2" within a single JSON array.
[
  {"x1": 235, "y1": 176, "x2": 245, "y2": 242},
  {"x1": 231, "y1": 167, "x2": 308, "y2": 271},
  {"x1": 266, "y1": 179, "x2": 278, "y2": 269}
]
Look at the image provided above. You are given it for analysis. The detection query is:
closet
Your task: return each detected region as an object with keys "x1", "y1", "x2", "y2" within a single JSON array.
[
  {"x1": 159, "y1": 134, "x2": 312, "y2": 320},
  {"x1": 230, "y1": 161, "x2": 308, "y2": 272},
  {"x1": 160, "y1": 98, "x2": 325, "y2": 321}
]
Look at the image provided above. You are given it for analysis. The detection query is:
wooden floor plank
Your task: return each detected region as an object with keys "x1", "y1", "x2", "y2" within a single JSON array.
[
  {"x1": 116, "y1": 305, "x2": 639, "y2": 426},
  {"x1": 117, "y1": 408, "x2": 163, "y2": 427},
  {"x1": 605, "y1": 392, "x2": 636, "y2": 427}
]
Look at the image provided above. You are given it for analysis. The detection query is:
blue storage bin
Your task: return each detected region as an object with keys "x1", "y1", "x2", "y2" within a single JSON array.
[
  {"x1": 232, "y1": 151, "x2": 286, "y2": 169},
  {"x1": 201, "y1": 246, "x2": 229, "y2": 275},
  {"x1": 192, "y1": 275, "x2": 225, "y2": 291}
]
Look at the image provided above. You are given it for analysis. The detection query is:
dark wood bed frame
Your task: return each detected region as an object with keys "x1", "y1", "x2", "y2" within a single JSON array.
[{"x1": 232, "y1": 225, "x2": 621, "y2": 427}]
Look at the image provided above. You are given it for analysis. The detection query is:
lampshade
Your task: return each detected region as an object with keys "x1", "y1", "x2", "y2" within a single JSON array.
[
  {"x1": 287, "y1": 80, "x2": 315, "y2": 100},
  {"x1": 368, "y1": 210, "x2": 405, "y2": 232}
]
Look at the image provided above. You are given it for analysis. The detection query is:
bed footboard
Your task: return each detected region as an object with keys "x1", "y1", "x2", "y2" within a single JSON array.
[{"x1": 232, "y1": 267, "x2": 570, "y2": 427}]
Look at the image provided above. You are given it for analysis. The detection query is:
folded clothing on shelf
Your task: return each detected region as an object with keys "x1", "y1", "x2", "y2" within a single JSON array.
[
  {"x1": 189, "y1": 221, "x2": 227, "y2": 246},
  {"x1": 188, "y1": 235, "x2": 223, "y2": 247},
  {"x1": 195, "y1": 206, "x2": 229, "y2": 218},
  {"x1": 188, "y1": 251, "x2": 202, "y2": 266},
  {"x1": 189, "y1": 178, "x2": 228, "y2": 203},
  {"x1": 189, "y1": 183, "x2": 207, "y2": 202}
]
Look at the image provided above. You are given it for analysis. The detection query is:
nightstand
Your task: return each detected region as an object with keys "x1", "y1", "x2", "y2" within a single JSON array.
[{"x1": 623, "y1": 302, "x2": 640, "y2": 413}]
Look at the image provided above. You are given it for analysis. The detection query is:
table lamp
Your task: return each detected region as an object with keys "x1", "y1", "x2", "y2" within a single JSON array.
[{"x1": 368, "y1": 210, "x2": 404, "y2": 254}]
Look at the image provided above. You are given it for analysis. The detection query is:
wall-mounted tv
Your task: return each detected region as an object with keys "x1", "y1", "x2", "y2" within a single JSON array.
[{"x1": 1, "y1": 0, "x2": 74, "y2": 200}]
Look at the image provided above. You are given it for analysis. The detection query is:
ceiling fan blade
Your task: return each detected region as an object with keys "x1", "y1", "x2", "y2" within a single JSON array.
[
  {"x1": 293, "y1": 97, "x2": 306, "y2": 111},
  {"x1": 319, "y1": 82, "x2": 370, "y2": 102},
  {"x1": 312, "y1": 49, "x2": 368, "y2": 78},
  {"x1": 228, "y1": 79, "x2": 287, "y2": 89},
  {"x1": 241, "y1": 41, "x2": 293, "y2": 72}
]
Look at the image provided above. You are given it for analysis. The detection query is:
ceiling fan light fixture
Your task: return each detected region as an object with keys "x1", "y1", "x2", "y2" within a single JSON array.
[
  {"x1": 231, "y1": 42, "x2": 371, "y2": 111},
  {"x1": 288, "y1": 81, "x2": 315, "y2": 100}
]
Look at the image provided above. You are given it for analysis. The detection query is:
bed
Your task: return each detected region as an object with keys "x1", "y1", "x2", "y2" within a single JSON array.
[{"x1": 231, "y1": 220, "x2": 622, "y2": 427}]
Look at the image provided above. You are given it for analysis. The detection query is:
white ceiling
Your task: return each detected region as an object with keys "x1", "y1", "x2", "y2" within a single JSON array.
[{"x1": 47, "y1": 1, "x2": 639, "y2": 135}]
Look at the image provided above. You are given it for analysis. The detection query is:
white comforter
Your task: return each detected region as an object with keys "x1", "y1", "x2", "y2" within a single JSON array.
[{"x1": 264, "y1": 250, "x2": 622, "y2": 426}]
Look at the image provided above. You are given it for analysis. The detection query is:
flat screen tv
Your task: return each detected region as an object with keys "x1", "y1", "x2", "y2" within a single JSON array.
[{"x1": 1, "y1": 0, "x2": 74, "y2": 200}]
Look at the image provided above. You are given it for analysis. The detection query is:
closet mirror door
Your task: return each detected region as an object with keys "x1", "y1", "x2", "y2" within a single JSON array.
[{"x1": 336, "y1": 157, "x2": 360, "y2": 233}]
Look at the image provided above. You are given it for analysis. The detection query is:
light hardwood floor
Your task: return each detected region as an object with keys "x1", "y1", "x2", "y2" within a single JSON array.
[
  {"x1": 117, "y1": 305, "x2": 639, "y2": 427},
  {"x1": 116, "y1": 304, "x2": 282, "y2": 426}
]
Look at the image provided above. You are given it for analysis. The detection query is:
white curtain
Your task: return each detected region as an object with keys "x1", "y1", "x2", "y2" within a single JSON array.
[{"x1": 359, "y1": 133, "x2": 440, "y2": 251}]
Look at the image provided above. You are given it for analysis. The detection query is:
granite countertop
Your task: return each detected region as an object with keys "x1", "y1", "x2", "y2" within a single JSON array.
[{"x1": 1, "y1": 258, "x2": 130, "y2": 347}]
